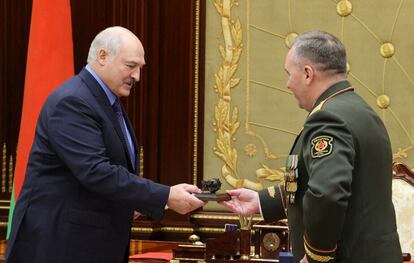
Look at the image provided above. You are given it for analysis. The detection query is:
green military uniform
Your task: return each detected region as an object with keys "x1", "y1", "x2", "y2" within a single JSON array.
[{"x1": 259, "y1": 81, "x2": 402, "y2": 263}]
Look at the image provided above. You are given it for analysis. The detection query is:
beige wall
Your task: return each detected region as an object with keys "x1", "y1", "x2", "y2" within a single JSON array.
[{"x1": 203, "y1": 0, "x2": 414, "y2": 205}]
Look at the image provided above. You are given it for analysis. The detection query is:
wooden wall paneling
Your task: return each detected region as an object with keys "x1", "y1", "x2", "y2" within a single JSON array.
[
  {"x1": 0, "y1": 0, "x2": 32, "y2": 205},
  {"x1": 111, "y1": 0, "x2": 144, "y2": 132},
  {"x1": 71, "y1": 0, "x2": 114, "y2": 73},
  {"x1": 196, "y1": 0, "x2": 206, "y2": 189},
  {"x1": 139, "y1": 0, "x2": 162, "y2": 183},
  {"x1": 0, "y1": 0, "x2": 5, "y2": 203},
  {"x1": 157, "y1": 0, "x2": 197, "y2": 187}
]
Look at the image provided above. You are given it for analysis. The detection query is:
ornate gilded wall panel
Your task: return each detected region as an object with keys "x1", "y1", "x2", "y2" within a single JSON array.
[{"x1": 204, "y1": 0, "x2": 414, "y2": 210}]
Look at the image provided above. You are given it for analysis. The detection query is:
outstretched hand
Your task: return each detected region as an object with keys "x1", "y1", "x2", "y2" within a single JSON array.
[
  {"x1": 300, "y1": 254, "x2": 309, "y2": 263},
  {"x1": 167, "y1": 183, "x2": 206, "y2": 214},
  {"x1": 219, "y1": 188, "x2": 260, "y2": 216}
]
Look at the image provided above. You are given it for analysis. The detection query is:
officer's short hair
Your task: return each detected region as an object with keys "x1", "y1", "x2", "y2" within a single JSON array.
[{"x1": 291, "y1": 31, "x2": 347, "y2": 75}]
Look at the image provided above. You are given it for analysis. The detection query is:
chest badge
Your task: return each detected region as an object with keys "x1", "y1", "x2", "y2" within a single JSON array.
[
  {"x1": 311, "y1": 135, "x2": 333, "y2": 158},
  {"x1": 284, "y1": 154, "x2": 298, "y2": 204}
]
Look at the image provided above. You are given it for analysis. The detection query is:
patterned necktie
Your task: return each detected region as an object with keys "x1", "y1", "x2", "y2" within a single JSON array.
[{"x1": 112, "y1": 99, "x2": 135, "y2": 169}]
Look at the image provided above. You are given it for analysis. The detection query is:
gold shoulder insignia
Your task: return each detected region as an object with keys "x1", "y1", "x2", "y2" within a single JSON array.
[
  {"x1": 309, "y1": 99, "x2": 327, "y2": 117},
  {"x1": 267, "y1": 186, "x2": 276, "y2": 198}
]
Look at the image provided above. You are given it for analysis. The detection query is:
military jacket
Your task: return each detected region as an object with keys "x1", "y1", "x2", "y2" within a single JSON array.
[{"x1": 259, "y1": 81, "x2": 402, "y2": 263}]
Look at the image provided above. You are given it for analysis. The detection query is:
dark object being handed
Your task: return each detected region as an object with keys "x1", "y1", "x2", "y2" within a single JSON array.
[
  {"x1": 195, "y1": 178, "x2": 231, "y2": 201},
  {"x1": 201, "y1": 178, "x2": 222, "y2": 193}
]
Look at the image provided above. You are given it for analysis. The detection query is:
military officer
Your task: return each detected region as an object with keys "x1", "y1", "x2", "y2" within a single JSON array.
[{"x1": 220, "y1": 31, "x2": 402, "y2": 263}]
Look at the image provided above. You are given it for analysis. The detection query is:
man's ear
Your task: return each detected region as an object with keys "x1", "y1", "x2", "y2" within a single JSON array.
[
  {"x1": 304, "y1": 65, "x2": 314, "y2": 84},
  {"x1": 97, "y1": 49, "x2": 107, "y2": 65}
]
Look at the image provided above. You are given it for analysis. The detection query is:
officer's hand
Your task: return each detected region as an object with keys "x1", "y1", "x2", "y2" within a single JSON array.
[
  {"x1": 167, "y1": 184, "x2": 206, "y2": 214},
  {"x1": 219, "y1": 188, "x2": 260, "y2": 215}
]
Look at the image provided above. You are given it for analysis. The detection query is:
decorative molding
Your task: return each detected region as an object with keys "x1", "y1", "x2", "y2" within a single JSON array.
[
  {"x1": 197, "y1": 227, "x2": 225, "y2": 234},
  {"x1": 212, "y1": 0, "x2": 265, "y2": 190},
  {"x1": 2, "y1": 144, "x2": 6, "y2": 193},
  {"x1": 193, "y1": 0, "x2": 200, "y2": 186},
  {"x1": 191, "y1": 213, "x2": 263, "y2": 221},
  {"x1": 8, "y1": 154, "x2": 13, "y2": 193},
  {"x1": 139, "y1": 145, "x2": 144, "y2": 177},
  {"x1": 131, "y1": 225, "x2": 227, "y2": 234},
  {"x1": 131, "y1": 227, "x2": 154, "y2": 233}
]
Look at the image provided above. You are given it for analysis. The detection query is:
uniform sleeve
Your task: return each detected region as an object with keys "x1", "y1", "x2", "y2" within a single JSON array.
[
  {"x1": 258, "y1": 185, "x2": 287, "y2": 223},
  {"x1": 301, "y1": 110, "x2": 355, "y2": 263}
]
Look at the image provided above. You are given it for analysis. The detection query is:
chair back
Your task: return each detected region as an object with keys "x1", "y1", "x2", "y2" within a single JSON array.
[{"x1": 392, "y1": 162, "x2": 414, "y2": 256}]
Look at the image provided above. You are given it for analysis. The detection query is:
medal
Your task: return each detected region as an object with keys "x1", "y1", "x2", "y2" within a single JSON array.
[
  {"x1": 285, "y1": 155, "x2": 299, "y2": 204},
  {"x1": 285, "y1": 181, "x2": 298, "y2": 192}
]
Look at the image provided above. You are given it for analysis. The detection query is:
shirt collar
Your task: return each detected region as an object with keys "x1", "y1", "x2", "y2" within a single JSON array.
[{"x1": 85, "y1": 65, "x2": 117, "y2": 106}]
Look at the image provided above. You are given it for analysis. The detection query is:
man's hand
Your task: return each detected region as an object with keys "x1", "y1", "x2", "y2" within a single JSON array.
[
  {"x1": 219, "y1": 188, "x2": 260, "y2": 215},
  {"x1": 167, "y1": 184, "x2": 206, "y2": 214},
  {"x1": 300, "y1": 254, "x2": 309, "y2": 263},
  {"x1": 133, "y1": 211, "x2": 141, "y2": 220}
]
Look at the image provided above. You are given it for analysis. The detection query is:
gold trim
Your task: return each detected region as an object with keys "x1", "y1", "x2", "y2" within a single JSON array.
[
  {"x1": 191, "y1": 213, "x2": 263, "y2": 221},
  {"x1": 197, "y1": 227, "x2": 225, "y2": 234},
  {"x1": 0, "y1": 222, "x2": 8, "y2": 227},
  {"x1": 212, "y1": 0, "x2": 265, "y2": 191},
  {"x1": 285, "y1": 32, "x2": 298, "y2": 48},
  {"x1": 139, "y1": 146, "x2": 144, "y2": 177},
  {"x1": 239, "y1": 215, "x2": 253, "y2": 230},
  {"x1": 252, "y1": 224, "x2": 288, "y2": 230},
  {"x1": 380, "y1": 42, "x2": 395, "y2": 58},
  {"x1": 376, "y1": 94, "x2": 391, "y2": 109},
  {"x1": 178, "y1": 244, "x2": 206, "y2": 248},
  {"x1": 131, "y1": 225, "x2": 228, "y2": 234},
  {"x1": 8, "y1": 154, "x2": 13, "y2": 192},
  {"x1": 249, "y1": 258, "x2": 278, "y2": 262},
  {"x1": 304, "y1": 243, "x2": 335, "y2": 262},
  {"x1": 2, "y1": 143, "x2": 6, "y2": 193},
  {"x1": 160, "y1": 227, "x2": 194, "y2": 233},
  {"x1": 336, "y1": 0, "x2": 352, "y2": 17},
  {"x1": 193, "y1": 0, "x2": 200, "y2": 185},
  {"x1": 131, "y1": 227, "x2": 154, "y2": 233},
  {"x1": 173, "y1": 258, "x2": 202, "y2": 262},
  {"x1": 0, "y1": 206, "x2": 10, "y2": 210},
  {"x1": 0, "y1": 200, "x2": 10, "y2": 203}
]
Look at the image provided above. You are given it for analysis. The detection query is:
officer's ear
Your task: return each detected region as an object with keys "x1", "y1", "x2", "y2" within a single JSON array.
[{"x1": 304, "y1": 65, "x2": 314, "y2": 84}]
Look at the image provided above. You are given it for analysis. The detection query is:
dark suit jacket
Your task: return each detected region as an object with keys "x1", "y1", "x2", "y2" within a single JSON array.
[
  {"x1": 259, "y1": 81, "x2": 402, "y2": 263},
  {"x1": 6, "y1": 68, "x2": 170, "y2": 263}
]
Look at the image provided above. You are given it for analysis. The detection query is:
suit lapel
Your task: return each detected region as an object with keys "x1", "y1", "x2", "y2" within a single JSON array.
[{"x1": 78, "y1": 68, "x2": 135, "y2": 171}]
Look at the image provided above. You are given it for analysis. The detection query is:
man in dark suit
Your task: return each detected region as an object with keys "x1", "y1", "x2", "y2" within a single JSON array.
[
  {"x1": 6, "y1": 26, "x2": 205, "y2": 263},
  {"x1": 220, "y1": 31, "x2": 402, "y2": 263}
]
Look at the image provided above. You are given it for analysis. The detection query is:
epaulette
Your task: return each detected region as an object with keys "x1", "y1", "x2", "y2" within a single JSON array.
[{"x1": 309, "y1": 87, "x2": 354, "y2": 117}]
